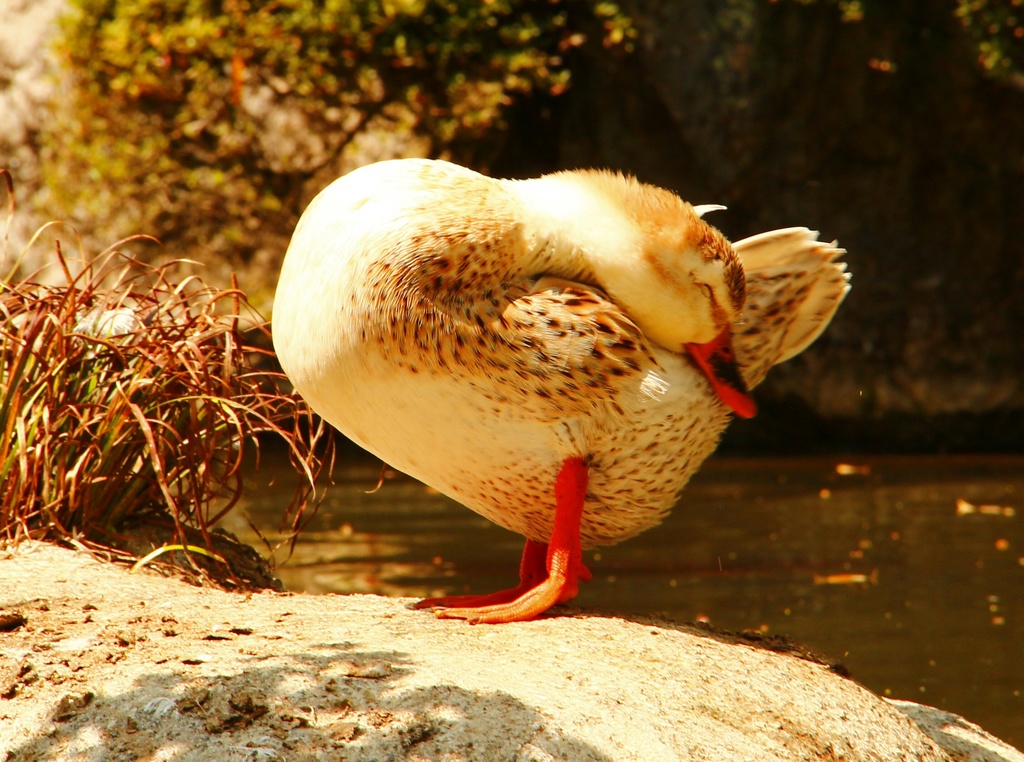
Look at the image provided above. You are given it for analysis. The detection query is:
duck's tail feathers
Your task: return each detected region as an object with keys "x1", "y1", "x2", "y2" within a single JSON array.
[{"x1": 732, "y1": 227, "x2": 850, "y2": 388}]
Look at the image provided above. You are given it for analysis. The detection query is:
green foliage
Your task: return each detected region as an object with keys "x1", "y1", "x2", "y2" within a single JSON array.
[
  {"x1": 0, "y1": 176, "x2": 331, "y2": 570},
  {"x1": 955, "y1": 0, "x2": 1024, "y2": 80},
  {"x1": 781, "y1": 0, "x2": 1024, "y2": 82},
  {"x1": 44, "y1": 0, "x2": 634, "y2": 261},
  {"x1": 785, "y1": 0, "x2": 865, "y2": 23}
]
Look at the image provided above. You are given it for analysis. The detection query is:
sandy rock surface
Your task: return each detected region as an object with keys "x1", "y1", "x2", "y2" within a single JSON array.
[{"x1": 1, "y1": 542, "x2": 1020, "y2": 761}]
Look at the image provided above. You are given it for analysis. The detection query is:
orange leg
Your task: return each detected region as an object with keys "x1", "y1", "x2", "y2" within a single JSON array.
[
  {"x1": 414, "y1": 539, "x2": 548, "y2": 610},
  {"x1": 415, "y1": 456, "x2": 592, "y2": 624}
]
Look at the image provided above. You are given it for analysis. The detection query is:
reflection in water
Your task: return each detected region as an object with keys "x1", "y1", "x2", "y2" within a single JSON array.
[{"x1": 223, "y1": 455, "x2": 1024, "y2": 746}]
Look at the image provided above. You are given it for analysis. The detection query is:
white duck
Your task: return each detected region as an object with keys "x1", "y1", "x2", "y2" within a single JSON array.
[{"x1": 273, "y1": 159, "x2": 849, "y2": 623}]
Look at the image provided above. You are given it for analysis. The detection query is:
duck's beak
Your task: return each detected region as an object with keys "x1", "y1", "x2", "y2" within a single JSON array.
[{"x1": 684, "y1": 328, "x2": 757, "y2": 419}]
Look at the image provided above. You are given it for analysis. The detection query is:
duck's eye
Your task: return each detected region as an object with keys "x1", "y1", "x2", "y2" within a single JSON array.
[{"x1": 698, "y1": 283, "x2": 714, "y2": 301}]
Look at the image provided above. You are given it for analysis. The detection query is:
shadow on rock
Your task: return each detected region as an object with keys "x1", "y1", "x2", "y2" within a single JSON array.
[{"x1": 4, "y1": 640, "x2": 611, "y2": 762}]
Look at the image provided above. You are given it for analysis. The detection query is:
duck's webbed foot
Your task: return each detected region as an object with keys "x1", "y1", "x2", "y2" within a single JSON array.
[{"x1": 413, "y1": 457, "x2": 591, "y2": 624}]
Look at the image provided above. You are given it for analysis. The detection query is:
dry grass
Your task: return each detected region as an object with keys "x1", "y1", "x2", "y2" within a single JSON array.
[{"x1": 0, "y1": 169, "x2": 333, "y2": 584}]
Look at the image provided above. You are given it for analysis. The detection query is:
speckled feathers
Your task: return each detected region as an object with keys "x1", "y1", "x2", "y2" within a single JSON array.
[{"x1": 273, "y1": 159, "x2": 849, "y2": 548}]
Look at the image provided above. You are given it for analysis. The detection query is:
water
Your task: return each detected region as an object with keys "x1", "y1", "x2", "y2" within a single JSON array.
[{"x1": 224, "y1": 454, "x2": 1024, "y2": 746}]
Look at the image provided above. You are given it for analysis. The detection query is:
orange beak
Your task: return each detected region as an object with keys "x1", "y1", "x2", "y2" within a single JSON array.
[{"x1": 684, "y1": 328, "x2": 757, "y2": 419}]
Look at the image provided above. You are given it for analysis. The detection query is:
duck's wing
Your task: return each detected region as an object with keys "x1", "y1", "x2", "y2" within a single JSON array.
[
  {"x1": 732, "y1": 228, "x2": 850, "y2": 389},
  {"x1": 456, "y1": 276, "x2": 661, "y2": 422}
]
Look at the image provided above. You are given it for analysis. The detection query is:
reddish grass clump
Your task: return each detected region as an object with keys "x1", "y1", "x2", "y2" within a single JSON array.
[{"x1": 0, "y1": 171, "x2": 332, "y2": 585}]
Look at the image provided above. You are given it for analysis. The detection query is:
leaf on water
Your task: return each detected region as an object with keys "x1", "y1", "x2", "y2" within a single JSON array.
[
  {"x1": 835, "y1": 463, "x2": 871, "y2": 476},
  {"x1": 812, "y1": 569, "x2": 879, "y2": 585},
  {"x1": 956, "y1": 498, "x2": 977, "y2": 515},
  {"x1": 956, "y1": 498, "x2": 1015, "y2": 517}
]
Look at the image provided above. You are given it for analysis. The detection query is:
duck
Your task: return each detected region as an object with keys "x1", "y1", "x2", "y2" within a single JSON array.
[{"x1": 272, "y1": 158, "x2": 850, "y2": 624}]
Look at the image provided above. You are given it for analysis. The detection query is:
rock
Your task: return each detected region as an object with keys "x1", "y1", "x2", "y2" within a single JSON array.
[
  {"x1": 1, "y1": 541, "x2": 1020, "y2": 760},
  {"x1": 0, "y1": 0, "x2": 65, "y2": 273},
  {"x1": 888, "y1": 700, "x2": 1024, "y2": 762}
]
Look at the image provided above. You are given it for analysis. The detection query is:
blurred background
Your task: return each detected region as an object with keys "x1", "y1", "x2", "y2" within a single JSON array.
[
  {"x1": 2, "y1": 0, "x2": 1022, "y2": 745},
  {"x1": 3, "y1": 0, "x2": 1022, "y2": 452}
]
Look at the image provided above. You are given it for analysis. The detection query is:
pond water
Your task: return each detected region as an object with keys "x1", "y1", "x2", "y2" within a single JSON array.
[{"x1": 223, "y1": 454, "x2": 1024, "y2": 747}]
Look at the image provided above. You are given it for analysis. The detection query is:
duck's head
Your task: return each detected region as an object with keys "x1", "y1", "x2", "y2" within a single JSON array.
[
  {"x1": 534, "y1": 171, "x2": 756, "y2": 418},
  {"x1": 635, "y1": 196, "x2": 756, "y2": 419}
]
